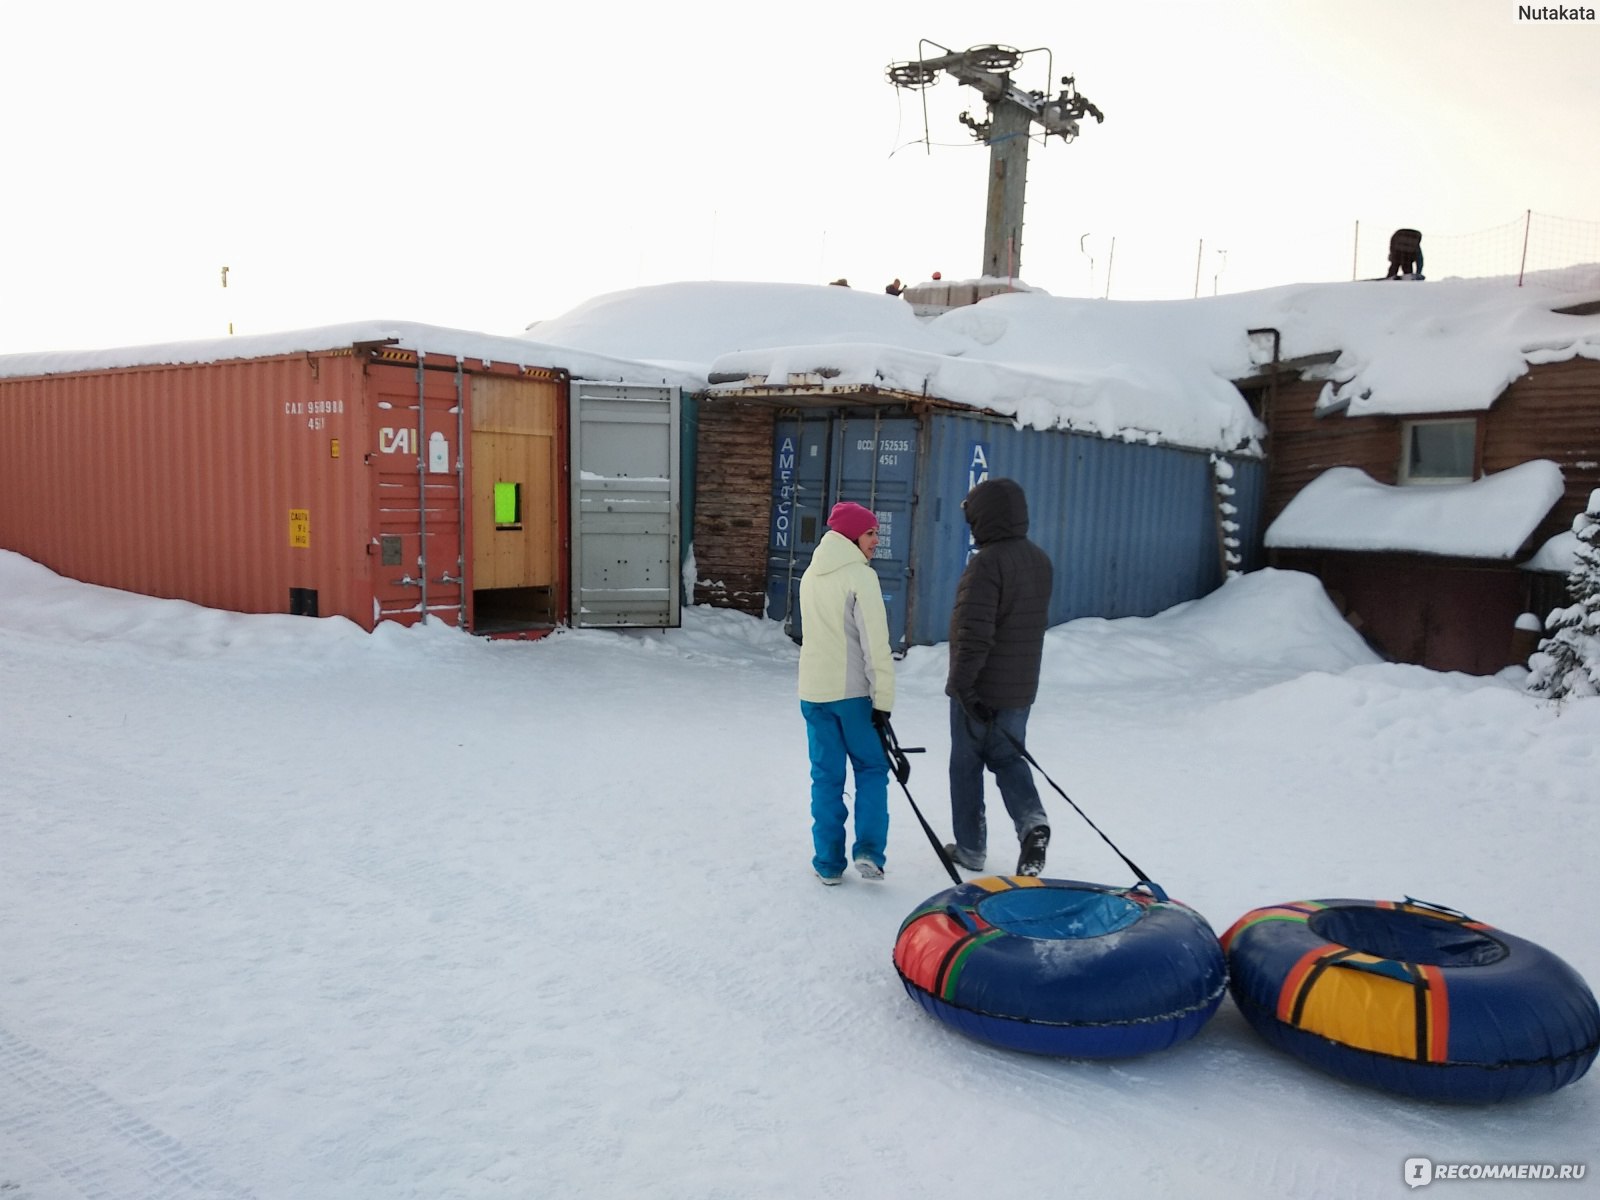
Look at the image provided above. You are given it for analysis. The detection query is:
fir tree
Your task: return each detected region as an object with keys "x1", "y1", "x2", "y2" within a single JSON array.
[{"x1": 1527, "y1": 488, "x2": 1600, "y2": 699}]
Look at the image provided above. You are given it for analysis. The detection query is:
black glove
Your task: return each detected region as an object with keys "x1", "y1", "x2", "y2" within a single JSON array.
[
  {"x1": 964, "y1": 697, "x2": 995, "y2": 724},
  {"x1": 889, "y1": 748, "x2": 912, "y2": 785},
  {"x1": 872, "y1": 710, "x2": 911, "y2": 783}
]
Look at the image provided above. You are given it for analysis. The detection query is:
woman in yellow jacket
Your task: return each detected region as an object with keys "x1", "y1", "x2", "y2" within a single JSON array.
[{"x1": 798, "y1": 501, "x2": 897, "y2": 884}]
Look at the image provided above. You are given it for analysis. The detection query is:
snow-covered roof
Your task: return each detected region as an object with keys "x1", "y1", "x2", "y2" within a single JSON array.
[
  {"x1": 7, "y1": 269, "x2": 1599, "y2": 460},
  {"x1": 0, "y1": 319, "x2": 701, "y2": 393},
  {"x1": 1303, "y1": 273, "x2": 1600, "y2": 418},
  {"x1": 526, "y1": 271, "x2": 1600, "y2": 454},
  {"x1": 1265, "y1": 460, "x2": 1566, "y2": 559}
]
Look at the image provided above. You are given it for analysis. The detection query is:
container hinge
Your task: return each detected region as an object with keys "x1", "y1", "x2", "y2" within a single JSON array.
[
  {"x1": 438, "y1": 573, "x2": 463, "y2": 585},
  {"x1": 391, "y1": 575, "x2": 422, "y2": 588}
]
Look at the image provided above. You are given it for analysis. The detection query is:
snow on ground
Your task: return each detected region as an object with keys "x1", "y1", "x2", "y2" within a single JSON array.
[{"x1": 2, "y1": 553, "x2": 1596, "y2": 1199}]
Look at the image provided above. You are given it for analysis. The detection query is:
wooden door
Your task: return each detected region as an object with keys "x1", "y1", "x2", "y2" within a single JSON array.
[{"x1": 469, "y1": 376, "x2": 562, "y2": 626}]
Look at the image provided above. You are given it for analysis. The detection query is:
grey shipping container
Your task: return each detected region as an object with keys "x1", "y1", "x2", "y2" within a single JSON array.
[{"x1": 569, "y1": 381, "x2": 682, "y2": 628}]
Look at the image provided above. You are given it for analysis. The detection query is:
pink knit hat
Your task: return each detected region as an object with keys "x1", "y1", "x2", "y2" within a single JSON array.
[{"x1": 827, "y1": 501, "x2": 878, "y2": 542}]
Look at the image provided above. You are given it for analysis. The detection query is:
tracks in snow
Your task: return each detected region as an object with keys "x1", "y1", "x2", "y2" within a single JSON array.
[{"x1": 0, "y1": 1029, "x2": 255, "y2": 1200}]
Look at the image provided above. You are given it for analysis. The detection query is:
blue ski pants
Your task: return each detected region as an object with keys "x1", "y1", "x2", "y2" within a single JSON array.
[{"x1": 801, "y1": 697, "x2": 889, "y2": 877}]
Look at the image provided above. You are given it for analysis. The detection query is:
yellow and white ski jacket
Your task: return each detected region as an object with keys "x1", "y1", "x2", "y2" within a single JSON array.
[{"x1": 797, "y1": 530, "x2": 896, "y2": 711}]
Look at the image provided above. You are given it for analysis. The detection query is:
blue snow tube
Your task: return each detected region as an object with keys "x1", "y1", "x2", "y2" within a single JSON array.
[
  {"x1": 893, "y1": 876, "x2": 1227, "y2": 1058},
  {"x1": 1224, "y1": 898, "x2": 1600, "y2": 1103}
]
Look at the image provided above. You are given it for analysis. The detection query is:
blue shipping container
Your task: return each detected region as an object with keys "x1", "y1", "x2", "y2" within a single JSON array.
[
  {"x1": 767, "y1": 403, "x2": 1264, "y2": 650},
  {"x1": 766, "y1": 411, "x2": 917, "y2": 643}
]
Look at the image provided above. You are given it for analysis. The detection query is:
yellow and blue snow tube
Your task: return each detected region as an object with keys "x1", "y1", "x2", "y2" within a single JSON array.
[
  {"x1": 1223, "y1": 898, "x2": 1600, "y2": 1103},
  {"x1": 893, "y1": 876, "x2": 1227, "y2": 1058}
]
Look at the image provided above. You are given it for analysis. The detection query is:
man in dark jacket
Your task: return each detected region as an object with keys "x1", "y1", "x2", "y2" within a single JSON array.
[
  {"x1": 1385, "y1": 228, "x2": 1423, "y2": 279},
  {"x1": 944, "y1": 477, "x2": 1054, "y2": 875}
]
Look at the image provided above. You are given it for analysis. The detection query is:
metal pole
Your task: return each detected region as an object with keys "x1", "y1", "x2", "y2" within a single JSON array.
[
  {"x1": 1193, "y1": 238, "x2": 1204, "y2": 299},
  {"x1": 868, "y1": 409, "x2": 882, "y2": 509},
  {"x1": 454, "y1": 361, "x2": 466, "y2": 628},
  {"x1": 1104, "y1": 236, "x2": 1115, "y2": 299},
  {"x1": 1518, "y1": 209, "x2": 1532, "y2": 287},
  {"x1": 982, "y1": 103, "x2": 1033, "y2": 279},
  {"x1": 783, "y1": 412, "x2": 805, "y2": 636},
  {"x1": 1352, "y1": 220, "x2": 1360, "y2": 281},
  {"x1": 831, "y1": 413, "x2": 844, "y2": 505},
  {"x1": 415, "y1": 355, "x2": 429, "y2": 624}
]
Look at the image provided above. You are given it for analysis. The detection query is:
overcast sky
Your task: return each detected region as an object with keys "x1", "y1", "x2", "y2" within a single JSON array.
[{"x1": 5, "y1": 0, "x2": 1598, "y2": 353}]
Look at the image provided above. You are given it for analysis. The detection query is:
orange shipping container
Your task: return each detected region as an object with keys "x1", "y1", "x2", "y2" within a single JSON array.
[{"x1": 0, "y1": 324, "x2": 576, "y2": 635}]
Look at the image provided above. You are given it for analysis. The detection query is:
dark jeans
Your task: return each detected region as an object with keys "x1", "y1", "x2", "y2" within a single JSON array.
[{"x1": 947, "y1": 698, "x2": 1047, "y2": 867}]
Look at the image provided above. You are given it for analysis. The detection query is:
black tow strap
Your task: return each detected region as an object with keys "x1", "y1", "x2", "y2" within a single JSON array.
[
  {"x1": 995, "y1": 724, "x2": 1156, "y2": 888},
  {"x1": 877, "y1": 717, "x2": 961, "y2": 885}
]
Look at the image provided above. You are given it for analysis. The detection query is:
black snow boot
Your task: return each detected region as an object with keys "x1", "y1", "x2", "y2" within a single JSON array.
[{"x1": 1016, "y1": 825, "x2": 1050, "y2": 877}]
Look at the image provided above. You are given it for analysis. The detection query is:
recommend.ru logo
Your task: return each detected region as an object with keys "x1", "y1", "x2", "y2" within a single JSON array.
[{"x1": 1404, "y1": 1156, "x2": 1588, "y2": 1186}]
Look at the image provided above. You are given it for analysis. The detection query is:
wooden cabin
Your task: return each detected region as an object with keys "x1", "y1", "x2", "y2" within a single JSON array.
[{"x1": 1238, "y1": 317, "x2": 1600, "y2": 674}]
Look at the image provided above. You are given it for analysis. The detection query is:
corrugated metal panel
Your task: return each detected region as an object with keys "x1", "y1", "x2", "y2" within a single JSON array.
[
  {"x1": 1224, "y1": 454, "x2": 1268, "y2": 573},
  {"x1": 765, "y1": 412, "x2": 833, "y2": 636},
  {"x1": 907, "y1": 412, "x2": 1264, "y2": 646},
  {"x1": 834, "y1": 412, "x2": 917, "y2": 647},
  {"x1": 0, "y1": 353, "x2": 376, "y2": 624},
  {"x1": 0, "y1": 349, "x2": 580, "y2": 634},
  {"x1": 765, "y1": 411, "x2": 917, "y2": 647},
  {"x1": 569, "y1": 381, "x2": 681, "y2": 627},
  {"x1": 679, "y1": 392, "x2": 699, "y2": 568},
  {"x1": 369, "y1": 360, "x2": 467, "y2": 627},
  {"x1": 746, "y1": 399, "x2": 1268, "y2": 650}
]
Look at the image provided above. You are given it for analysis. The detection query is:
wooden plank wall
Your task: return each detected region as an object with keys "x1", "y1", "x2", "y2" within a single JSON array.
[
  {"x1": 1260, "y1": 356, "x2": 1600, "y2": 569},
  {"x1": 1483, "y1": 357, "x2": 1600, "y2": 546},
  {"x1": 1253, "y1": 357, "x2": 1600, "y2": 673},
  {"x1": 1262, "y1": 376, "x2": 1402, "y2": 525},
  {"x1": 692, "y1": 400, "x2": 775, "y2": 614},
  {"x1": 1263, "y1": 357, "x2": 1600, "y2": 541}
]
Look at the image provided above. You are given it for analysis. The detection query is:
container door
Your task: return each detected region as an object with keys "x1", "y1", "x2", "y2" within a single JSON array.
[
  {"x1": 833, "y1": 414, "x2": 917, "y2": 650},
  {"x1": 766, "y1": 412, "x2": 917, "y2": 650},
  {"x1": 369, "y1": 363, "x2": 465, "y2": 627},
  {"x1": 766, "y1": 415, "x2": 832, "y2": 637},
  {"x1": 569, "y1": 382, "x2": 681, "y2": 628},
  {"x1": 468, "y1": 374, "x2": 564, "y2": 634}
]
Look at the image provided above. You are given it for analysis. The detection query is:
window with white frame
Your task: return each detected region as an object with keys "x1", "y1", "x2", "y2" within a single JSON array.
[{"x1": 1399, "y1": 419, "x2": 1476, "y2": 484}]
